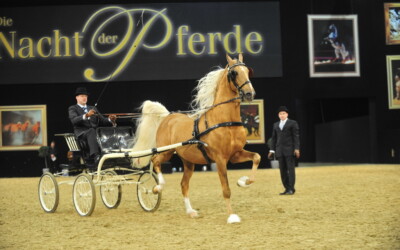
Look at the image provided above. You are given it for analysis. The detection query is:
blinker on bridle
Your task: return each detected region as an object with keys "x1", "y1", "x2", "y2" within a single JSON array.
[{"x1": 227, "y1": 62, "x2": 253, "y2": 93}]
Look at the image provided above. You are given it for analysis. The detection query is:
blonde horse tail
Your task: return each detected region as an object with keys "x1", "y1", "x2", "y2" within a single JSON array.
[{"x1": 131, "y1": 100, "x2": 170, "y2": 167}]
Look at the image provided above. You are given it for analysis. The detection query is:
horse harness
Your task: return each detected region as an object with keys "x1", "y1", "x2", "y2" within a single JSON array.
[
  {"x1": 192, "y1": 119, "x2": 243, "y2": 164},
  {"x1": 190, "y1": 62, "x2": 253, "y2": 165}
]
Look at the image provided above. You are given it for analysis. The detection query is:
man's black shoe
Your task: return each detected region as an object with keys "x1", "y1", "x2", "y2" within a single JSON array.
[
  {"x1": 279, "y1": 190, "x2": 295, "y2": 195},
  {"x1": 285, "y1": 190, "x2": 294, "y2": 195}
]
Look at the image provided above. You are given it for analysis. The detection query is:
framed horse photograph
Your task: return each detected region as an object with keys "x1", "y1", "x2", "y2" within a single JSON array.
[
  {"x1": 384, "y1": 3, "x2": 400, "y2": 45},
  {"x1": 0, "y1": 105, "x2": 47, "y2": 151},
  {"x1": 307, "y1": 15, "x2": 360, "y2": 77},
  {"x1": 386, "y1": 55, "x2": 400, "y2": 109},
  {"x1": 240, "y1": 99, "x2": 265, "y2": 144}
]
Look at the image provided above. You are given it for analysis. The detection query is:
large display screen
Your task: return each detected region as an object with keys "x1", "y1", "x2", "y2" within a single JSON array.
[{"x1": 0, "y1": 2, "x2": 282, "y2": 84}]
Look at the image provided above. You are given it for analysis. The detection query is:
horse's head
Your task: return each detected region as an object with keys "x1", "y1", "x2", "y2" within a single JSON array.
[{"x1": 226, "y1": 54, "x2": 255, "y2": 102}]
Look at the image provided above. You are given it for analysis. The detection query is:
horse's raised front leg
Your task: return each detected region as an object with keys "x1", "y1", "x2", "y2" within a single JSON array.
[
  {"x1": 181, "y1": 160, "x2": 198, "y2": 218},
  {"x1": 151, "y1": 150, "x2": 174, "y2": 193},
  {"x1": 214, "y1": 159, "x2": 241, "y2": 224},
  {"x1": 230, "y1": 150, "x2": 261, "y2": 185}
]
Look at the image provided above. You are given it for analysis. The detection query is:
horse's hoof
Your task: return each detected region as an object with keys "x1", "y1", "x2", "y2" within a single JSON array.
[
  {"x1": 237, "y1": 176, "x2": 251, "y2": 188},
  {"x1": 187, "y1": 209, "x2": 199, "y2": 218},
  {"x1": 152, "y1": 185, "x2": 162, "y2": 194},
  {"x1": 227, "y1": 214, "x2": 241, "y2": 224},
  {"x1": 189, "y1": 212, "x2": 199, "y2": 218},
  {"x1": 246, "y1": 179, "x2": 255, "y2": 185}
]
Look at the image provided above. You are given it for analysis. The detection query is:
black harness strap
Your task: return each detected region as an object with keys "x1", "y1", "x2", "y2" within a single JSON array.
[
  {"x1": 198, "y1": 143, "x2": 213, "y2": 165},
  {"x1": 204, "y1": 112, "x2": 209, "y2": 129},
  {"x1": 194, "y1": 121, "x2": 244, "y2": 139},
  {"x1": 193, "y1": 118, "x2": 200, "y2": 139},
  {"x1": 192, "y1": 118, "x2": 213, "y2": 164},
  {"x1": 192, "y1": 118, "x2": 243, "y2": 165}
]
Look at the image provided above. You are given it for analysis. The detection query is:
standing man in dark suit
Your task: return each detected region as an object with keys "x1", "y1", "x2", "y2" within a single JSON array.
[
  {"x1": 68, "y1": 87, "x2": 116, "y2": 165},
  {"x1": 48, "y1": 140, "x2": 58, "y2": 173},
  {"x1": 268, "y1": 106, "x2": 300, "y2": 195}
]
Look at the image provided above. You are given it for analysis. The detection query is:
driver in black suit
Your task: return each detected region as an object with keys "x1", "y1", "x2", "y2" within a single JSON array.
[
  {"x1": 68, "y1": 87, "x2": 116, "y2": 165},
  {"x1": 268, "y1": 106, "x2": 300, "y2": 195}
]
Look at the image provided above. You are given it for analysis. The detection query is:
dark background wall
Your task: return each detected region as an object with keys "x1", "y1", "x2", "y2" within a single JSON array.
[{"x1": 1, "y1": 0, "x2": 399, "y2": 177}]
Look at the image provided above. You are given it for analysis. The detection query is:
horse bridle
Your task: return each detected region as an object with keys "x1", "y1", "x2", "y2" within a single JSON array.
[
  {"x1": 202, "y1": 62, "x2": 253, "y2": 111},
  {"x1": 227, "y1": 62, "x2": 253, "y2": 94}
]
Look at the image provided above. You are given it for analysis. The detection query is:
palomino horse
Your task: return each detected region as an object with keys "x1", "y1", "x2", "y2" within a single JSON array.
[{"x1": 132, "y1": 54, "x2": 261, "y2": 223}]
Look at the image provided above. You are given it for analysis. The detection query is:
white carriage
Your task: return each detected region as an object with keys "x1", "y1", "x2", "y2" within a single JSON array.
[{"x1": 38, "y1": 126, "x2": 204, "y2": 216}]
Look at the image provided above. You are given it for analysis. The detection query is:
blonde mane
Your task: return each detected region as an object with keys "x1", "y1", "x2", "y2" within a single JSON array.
[{"x1": 190, "y1": 67, "x2": 225, "y2": 118}]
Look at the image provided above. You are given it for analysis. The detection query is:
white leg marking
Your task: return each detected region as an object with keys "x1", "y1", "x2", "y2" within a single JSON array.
[
  {"x1": 152, "y1": 173, "x2": 166, "y2": 193},
  {"x1": 184, "y1": 197, "x2": 198, "y2": 217},
  {"x1": 158, "y1": 172, "x2": 165, "y2": 185}
]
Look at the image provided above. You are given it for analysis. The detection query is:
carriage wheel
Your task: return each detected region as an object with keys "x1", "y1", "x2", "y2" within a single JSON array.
[
  {"x1": 38, "y1": 173, "x2": 59, "y2": 213},
  {"x1": 100, "y1": 170, "x2": 122, "y2": 209},
  {"x1": 137, "y1": 170, "x2": 162, "y2": 212},
  {"x1": 72, "y1": 173, "x2": 96, "y2": 216}
]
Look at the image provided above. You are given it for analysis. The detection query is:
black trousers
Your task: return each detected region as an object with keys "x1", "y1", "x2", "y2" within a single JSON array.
[
  {"x1": 79, "y1": 128, "x2": 100, "y2": 158},
  {"x1": 46, "y1": 157, "x2": 58, "y2": 173},
  {"x1": 277, "y1": 155, "x2": 296, "y2": 192}
]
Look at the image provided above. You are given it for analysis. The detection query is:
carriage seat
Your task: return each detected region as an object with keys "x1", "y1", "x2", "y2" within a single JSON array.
[
  {"x1": 55, "y1": 133, "x2": 89, "y2": 168},
  {"x1": 54, "y1": 133, "x2": 80, "y2": 152},
  {"x1": 96, "y1": 126, "x2": 135, "y2": 154},
  {"x1": 54, "y1": 133, "x2": 90, "y2": 164}
]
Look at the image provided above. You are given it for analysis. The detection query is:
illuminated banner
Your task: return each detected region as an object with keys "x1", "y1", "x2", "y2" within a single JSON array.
[{"x1": 0, "y1": 2, "x2": 282, "y2": 84}]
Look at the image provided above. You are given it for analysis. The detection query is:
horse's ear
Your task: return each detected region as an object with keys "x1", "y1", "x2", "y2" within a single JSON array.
[
  {"x1": 248, "y1": 67, "x2": 254, "y2": 78},
  {"x1": 226, "y1": 54, "x2": 233, "y2": 64},
  {"x1": 238, "y1": 53, "x2": 243, "y2": 63}
]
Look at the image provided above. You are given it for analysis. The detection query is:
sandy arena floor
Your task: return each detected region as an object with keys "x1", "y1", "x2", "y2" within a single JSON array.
[{"x1": 0, "y1": 164, "x2": 399, "y2": 249}]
